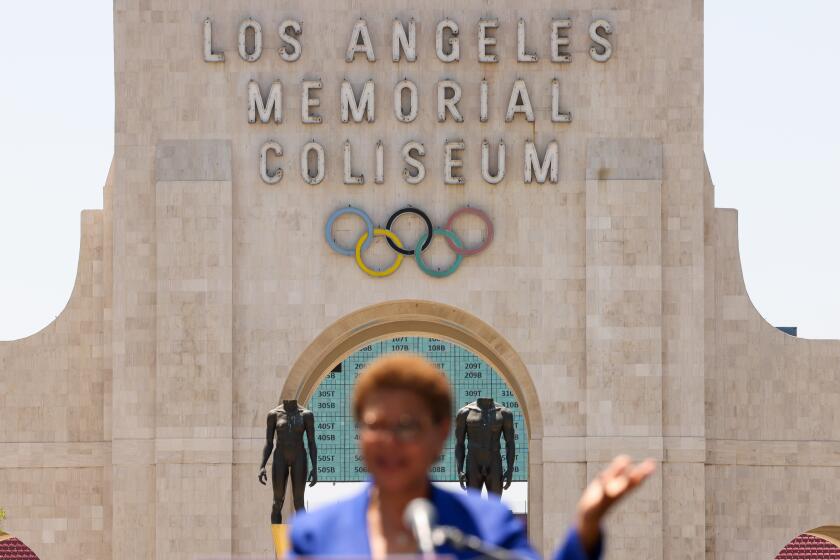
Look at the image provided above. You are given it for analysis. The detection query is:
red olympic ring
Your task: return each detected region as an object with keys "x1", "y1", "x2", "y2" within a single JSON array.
[{"x1": 443, "y1": 207, "x2": 495, "y2": 256}]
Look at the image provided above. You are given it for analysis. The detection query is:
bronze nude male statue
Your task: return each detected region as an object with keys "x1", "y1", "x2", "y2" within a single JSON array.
[
  {"x1": 258, "y1": 399, "x2": 318, "y2": 523},
  {"x1": 455, "y1": 397, "x2": 516, "y2": 496}
]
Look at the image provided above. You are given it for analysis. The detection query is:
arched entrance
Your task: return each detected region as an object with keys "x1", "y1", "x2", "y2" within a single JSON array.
[
  {"x1": 775, "y1": 527, "x2": 840, "y2": 559},
  {"x1": 306, "y1": 335, "x2": 529, "y2": 511},
  {"x1": 280, "y1": 300, "x2": 544, "y2": 549},
  {"x1": 0, "y1": 532, "x2": 41, "y2": 560}
]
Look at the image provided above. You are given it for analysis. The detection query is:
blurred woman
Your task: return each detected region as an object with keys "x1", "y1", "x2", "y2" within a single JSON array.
[{"x1": 290, "y1": 354, "x2": 655, "y2": 559}]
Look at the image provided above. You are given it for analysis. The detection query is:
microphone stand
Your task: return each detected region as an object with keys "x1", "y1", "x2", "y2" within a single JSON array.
[{"x1": 431, "y1": 526, "x2": 524, "y2": 560}]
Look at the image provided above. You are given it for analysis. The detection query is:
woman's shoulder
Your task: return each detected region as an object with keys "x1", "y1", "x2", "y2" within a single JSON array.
[
  {"x1": 292, "y1": 490, "x2": 368, "y2": 525},
  {"x1": 431, "y1": 485, "x2": 537, "y2": 559},
  {"x1": 291, "y1": 496, "x2": 359, "y2": 527},
  {"x1": 432, "y1": 484, "x2": 513, "y2": 514},
  {"x1": 290, "y1": 487, "x2": 370, "y2": 548},
  {"x1": 431, "y1": 485, "x2": 519, "y2": 530}
]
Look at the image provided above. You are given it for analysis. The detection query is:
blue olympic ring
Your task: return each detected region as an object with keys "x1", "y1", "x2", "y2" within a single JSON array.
[{"x1": 325, "y1": 206, "x2": 375, "y2": 256}]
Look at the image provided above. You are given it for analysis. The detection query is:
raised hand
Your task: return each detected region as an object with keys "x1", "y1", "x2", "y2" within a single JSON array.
[{"x1": 576, "y1": 455, "x2": 656, "y2": 554}]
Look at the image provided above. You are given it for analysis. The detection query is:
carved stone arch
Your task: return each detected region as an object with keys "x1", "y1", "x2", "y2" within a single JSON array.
[
  {"x1": 281, "y1": 300, "x2": 543, "y2": 437},
  {"x1": 280, "y1": 299, "x2": 545, "y2": 549}
]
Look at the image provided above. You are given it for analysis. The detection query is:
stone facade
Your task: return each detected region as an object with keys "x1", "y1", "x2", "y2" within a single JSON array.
[{"x1": 0, "y1": 1, "x2": 838, "y2": 559}]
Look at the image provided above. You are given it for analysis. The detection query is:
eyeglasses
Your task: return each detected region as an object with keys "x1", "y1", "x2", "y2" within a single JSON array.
[{"x1": 357, "y1": 416, "x2": 428, "y2": 443}]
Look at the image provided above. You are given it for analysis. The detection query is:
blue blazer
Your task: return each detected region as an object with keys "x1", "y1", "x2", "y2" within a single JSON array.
[{"x1": 290, "y1": 482, "x2": 602, "y2": 560}]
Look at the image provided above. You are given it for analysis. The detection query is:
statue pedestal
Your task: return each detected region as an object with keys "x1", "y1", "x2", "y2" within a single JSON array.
[{"x1": 271, "y1": 524, "x2": 289, "y2": 559}]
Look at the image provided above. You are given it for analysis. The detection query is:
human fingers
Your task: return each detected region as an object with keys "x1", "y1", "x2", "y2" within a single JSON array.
[
  {"x1": 604, "y1": 472, "x2": 630, "y2": 499},
  {"x1": 601, "y1": 455, "x2": 633, "y2": 495},
  {"x1": 627, "y1": 458, "x2": 656, "y2": 487},
  {"x1": 606, "y1": 458, "x2": 656, "y2": 500},
  {"x1": 599, "y1": 454, "x2": 631, "y2": 482}
]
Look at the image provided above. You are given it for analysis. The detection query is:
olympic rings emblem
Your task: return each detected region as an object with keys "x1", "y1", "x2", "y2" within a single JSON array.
[{"x1": 325, "y1": 206, "x2": 494, "y2": 278}]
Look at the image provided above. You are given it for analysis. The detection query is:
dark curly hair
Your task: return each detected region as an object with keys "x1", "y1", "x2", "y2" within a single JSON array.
[{"x1": 352, "y1": 353, "x2": 452, "y2": 424}]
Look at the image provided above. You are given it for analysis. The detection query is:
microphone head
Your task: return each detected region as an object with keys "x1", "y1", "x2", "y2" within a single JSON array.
[{"x1": 403, "y1": 497, "x2": 437, "y2": 531}]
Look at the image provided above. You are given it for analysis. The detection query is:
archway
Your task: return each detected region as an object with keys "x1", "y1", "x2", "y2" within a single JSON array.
[
  {"x1": 306, "y1": 336, "x2": 529, "y2": 511},
  {"x1": 775, "y1": 527, "x2": 840, "y2": 559},
  {"x1": 0, "y1": 532, "x2": 41, "y2": 560},
  {"x1": 280, "y1": 300, "x2": 544, "y2": 548}
]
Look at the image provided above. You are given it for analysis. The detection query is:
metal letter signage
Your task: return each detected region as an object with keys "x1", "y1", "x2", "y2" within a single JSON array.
[{"x1": 201, "y1": 15, "x2": 616, "y2": 186}]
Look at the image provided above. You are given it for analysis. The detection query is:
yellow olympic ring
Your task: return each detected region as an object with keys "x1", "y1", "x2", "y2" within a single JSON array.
[{"x1": 354, "y1": 228, "x2": 405, "y2": 277}]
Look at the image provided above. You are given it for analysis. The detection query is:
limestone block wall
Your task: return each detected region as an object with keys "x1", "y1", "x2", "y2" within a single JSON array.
[
  {"x1": 153, "y1": 140, "x2": 234, "y2": 558},
  {"x1": 584, "y1": 138, "x2": 665, "y2": 558},
  {"x1": 706, "y1": 206, "x2": 840, "y2": 559},
  {"x1": 0, "y1": 467, "x2": 109, "y2": 559},
  {"x1": 0, "y1": 207, "x2": 111, "y2": 559}
]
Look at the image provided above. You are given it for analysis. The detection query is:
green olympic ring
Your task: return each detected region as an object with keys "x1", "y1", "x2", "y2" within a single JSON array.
[{"x1": 414, "y1": 228, "x2": 464, "y2": 278}]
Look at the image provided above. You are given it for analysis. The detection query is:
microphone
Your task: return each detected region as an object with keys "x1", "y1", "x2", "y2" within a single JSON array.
[{"x1": 403, "y1": 498, "x2": 438, "y2": 557}]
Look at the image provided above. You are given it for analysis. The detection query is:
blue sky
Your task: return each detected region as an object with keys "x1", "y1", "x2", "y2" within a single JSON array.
[{"x1": 1, "y1": 1, "x2": 838, "y2": 340}]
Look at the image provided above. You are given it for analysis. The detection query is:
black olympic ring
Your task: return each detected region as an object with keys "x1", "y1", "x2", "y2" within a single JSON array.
[{"x1": 384, "y1": 207, "x2": 433, "y2": 256}]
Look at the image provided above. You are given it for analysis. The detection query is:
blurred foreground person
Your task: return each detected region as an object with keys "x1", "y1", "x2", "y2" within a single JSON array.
[{"x1": 290, "y1": 354, "x2": 655, "y2": 559}]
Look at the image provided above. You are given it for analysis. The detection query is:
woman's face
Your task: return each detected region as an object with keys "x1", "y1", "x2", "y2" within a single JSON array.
[{"x1": 358, "y1": 388, "x2": 450, "y2": 493}]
